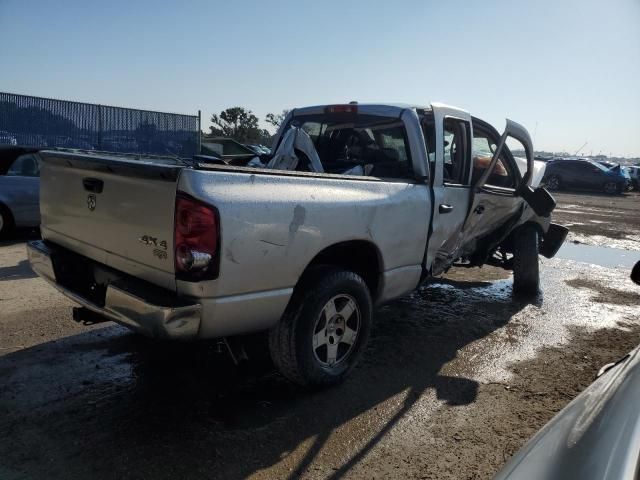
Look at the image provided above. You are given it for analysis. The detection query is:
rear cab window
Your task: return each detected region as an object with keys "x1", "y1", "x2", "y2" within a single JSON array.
[{"x1": 284, "y1": 112, "x2": 414, "y2": 180}]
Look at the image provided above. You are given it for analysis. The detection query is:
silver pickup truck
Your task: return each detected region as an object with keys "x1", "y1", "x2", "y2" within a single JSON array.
[{"x1": 28, "y1": 103, "x2": 566, "y2": 387}]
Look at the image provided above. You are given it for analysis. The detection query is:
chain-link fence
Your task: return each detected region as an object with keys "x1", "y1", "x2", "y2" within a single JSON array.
[{"x1": 0, "y1": 92, "x2": 200, "y2": 158}]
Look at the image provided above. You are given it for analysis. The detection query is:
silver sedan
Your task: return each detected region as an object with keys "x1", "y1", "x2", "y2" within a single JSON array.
[{"x1": 0, "y1": 146, "x2": 40, "y2": 236}]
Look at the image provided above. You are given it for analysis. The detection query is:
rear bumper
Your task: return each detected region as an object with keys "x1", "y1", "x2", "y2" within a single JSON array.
[{"x1": 27, "y1": 240, "x2": 201, "y2": 340}]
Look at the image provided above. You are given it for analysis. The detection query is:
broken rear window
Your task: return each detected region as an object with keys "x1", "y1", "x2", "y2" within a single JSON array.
[{"x1": 288, "y1": 114, "x2": 413, "y2": 179}]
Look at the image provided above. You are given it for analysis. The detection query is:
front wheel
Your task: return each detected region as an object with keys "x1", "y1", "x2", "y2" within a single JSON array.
[
  {"x1": 0, "y1": 205, "x2": 14, "y2": 238},
  {"x1": 546, "y1": 175, "x2": 561, "y2": 191},
  {"x1": 513, "y1": 225, "x2": 540, "y2": 295},
  {"x1": 268, "y1": 267, "x2": 372, "y2": 388},
  {"x1": 603, "y1": 182, "x2": 619, "y2": 195}
]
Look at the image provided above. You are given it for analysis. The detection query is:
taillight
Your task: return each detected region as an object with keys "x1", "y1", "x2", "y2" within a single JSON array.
[
  {"x1": 324, "y1": 104, "x2": 358, "y2": 114},
  {"x1": 174, "y1": 192, "x2": 220, "y2": 280}
]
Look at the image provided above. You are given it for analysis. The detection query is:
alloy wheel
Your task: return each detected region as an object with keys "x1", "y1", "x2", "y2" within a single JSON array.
[
  {"x1": 312, "y1": 294, "x2": 361, "y2": 367},
  {"x1": 547, "y1": 176, "x2": 560, "y2": 190},
  {"x1": 604, "y1": 182, "x2": 617, "y2": 194}
]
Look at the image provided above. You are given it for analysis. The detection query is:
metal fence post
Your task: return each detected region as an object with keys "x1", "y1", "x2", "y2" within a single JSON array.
[
  {"x1": 197, "y1": 109, "x2": 202, "y2": 155},
  {"x1": 97, "y1": 104, "x2": 103, "y2": 150}
]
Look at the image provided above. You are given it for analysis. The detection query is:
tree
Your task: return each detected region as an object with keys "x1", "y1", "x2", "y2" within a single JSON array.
[
  {"x1": 209, "y1": 107, "x2": 267, "y2": 144},
  {"x1": 265, "y1": 109, "x2": 290, "y2": 129}
]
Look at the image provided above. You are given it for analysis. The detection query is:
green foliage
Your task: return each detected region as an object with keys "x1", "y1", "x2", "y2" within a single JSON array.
[
  {"x1": 265, "y1": 109, "x2": 290, "y2": 129},
  {"x1": 209, "y1": 107, "x2": 270, "y2": 144}
]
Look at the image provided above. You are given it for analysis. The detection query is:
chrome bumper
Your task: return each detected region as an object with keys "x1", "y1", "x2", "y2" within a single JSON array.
[{"x1": 27, "y1": 240, "x2": 201, "y2": 340}]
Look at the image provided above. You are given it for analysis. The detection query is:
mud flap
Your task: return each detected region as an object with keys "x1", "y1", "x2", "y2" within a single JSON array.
[{"x1": 539, "y1": 223, "x2": 569, "y2": 258}]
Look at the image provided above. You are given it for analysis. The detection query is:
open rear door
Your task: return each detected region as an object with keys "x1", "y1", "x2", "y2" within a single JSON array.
[{"x1": 459, "y1": 119, "x2": 555, "y2": 258}]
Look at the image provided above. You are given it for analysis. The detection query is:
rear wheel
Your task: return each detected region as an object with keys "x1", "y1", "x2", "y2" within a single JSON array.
[
  {"x1": 603, "y1": 182, "x2": 618, "y2": 195},
  {"x1": 513, "y1": 225, "x2": 540, "y2": 295},
  {"x1": 268, "y1": 267, "x2": 372, "y2": 388},
  {"x1": 546, "y1": 175, "x2": 561, "y2": 191},
  {"x1": 0, "y1": 205, "x2": 14, "y2": 238}
]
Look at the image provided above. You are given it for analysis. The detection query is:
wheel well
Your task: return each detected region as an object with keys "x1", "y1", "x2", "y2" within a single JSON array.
[
  {"x1": 301, "y1": 241, "x2": 382, "y2": 298},
  {"x1": 0, "y1": 202, "x2": 14, "y2": 224}
]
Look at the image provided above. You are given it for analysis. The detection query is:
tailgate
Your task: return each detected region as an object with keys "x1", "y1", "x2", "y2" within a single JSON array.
[{"x1": 39, "y1": 151, "x2": 182, "y2": 291}]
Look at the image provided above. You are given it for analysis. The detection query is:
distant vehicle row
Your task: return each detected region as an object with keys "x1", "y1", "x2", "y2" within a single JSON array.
[
  {"x1": 542, "y1": 158, "x2": 631, "y2": 194},
  {"x1": 0, "y1": 132, "x2": 193, "y2": 155}
]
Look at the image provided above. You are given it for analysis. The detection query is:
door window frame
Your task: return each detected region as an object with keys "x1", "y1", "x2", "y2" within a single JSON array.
[
  {"x1": 442, "y1": 115, "x2": 471, "y2": 188},
  {"x1": 471, "y1": 118, "x2": 522, "y2": 196}
]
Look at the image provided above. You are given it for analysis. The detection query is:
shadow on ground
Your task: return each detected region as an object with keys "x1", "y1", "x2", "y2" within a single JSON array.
[
  {"x1": 0, "y1": 277, "x2": 532, "y2": 480},
  {"x1": 0, "y1": 228, "x2": 39, "y2": 248},
  {"x1": 0, "y1": 259, "x2": 37, "y2": 281}
]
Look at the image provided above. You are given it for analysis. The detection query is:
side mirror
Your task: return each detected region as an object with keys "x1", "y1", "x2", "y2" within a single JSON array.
[
  {"x1": 519, "y1": 185, "x2": 556, "y2": 217},
  {"x1": 632, "y1": 261, "x2": 640, "y2": 285}
]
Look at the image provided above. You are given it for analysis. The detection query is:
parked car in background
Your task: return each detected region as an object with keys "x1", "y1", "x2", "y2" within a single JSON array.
[
  {"x1": 102, "y1": 136, "x2": 138, "y2": 152},
  {"x1": 0, "y1": 146, "x2": 40, "y2": 236},
  {"x1": 598, "y1": 161, "x2": 633, "y2": 190},
  {"x1": 0, "y1": 130, "x2": 18, "y2": 146},
  {"x1": 200, "y1": 137, "x2": 258, "y2": 164},
  {"x1": 245, "y1": 144, "x2": 271, "y2": 155},
  {"x1": 597, "y1": 160, "x2": 617, "y2": 169},
  {"x1": 543, "y1": 159, "x2": 628, "y2": 194},
  {"x1": 628, "y1": 165, "x2": 640, "y2": 191},
  {"x1": 495, "y1": 341, "x2": 640, "y2": 479}
]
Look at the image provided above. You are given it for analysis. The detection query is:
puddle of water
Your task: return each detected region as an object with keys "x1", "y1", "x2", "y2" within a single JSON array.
[{"x1": 556, "y1": 242, "x2": 639, "y2": 268}]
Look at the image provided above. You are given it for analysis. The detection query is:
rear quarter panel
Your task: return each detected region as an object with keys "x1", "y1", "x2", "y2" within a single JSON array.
[{"x1": 177, "y1": 169, "x2": 431, "y2": 300}]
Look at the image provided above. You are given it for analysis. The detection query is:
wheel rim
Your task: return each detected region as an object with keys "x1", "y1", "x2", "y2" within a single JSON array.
[
  {"x1": 604, "y1": 182, "x2": 616, "y2": 194},
  {"x1": 548, "y1": 176, "x2": 559, "y2": 189},
  {"x1": 312, "y1": 294, "x2": 361, "y2": 367}
]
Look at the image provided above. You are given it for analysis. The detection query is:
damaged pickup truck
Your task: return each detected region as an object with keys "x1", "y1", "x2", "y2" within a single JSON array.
[{"x1": 28, "y1": 103, "x2": 567, "y2": 387}]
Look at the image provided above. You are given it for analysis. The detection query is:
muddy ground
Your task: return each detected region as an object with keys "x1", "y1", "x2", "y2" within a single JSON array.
[
  {"x1": 552, "y1": 191, "x2": 640, "y2": 250},
  {"x1": 1, "y1": 192, "x2": 639, "y2": 480}
]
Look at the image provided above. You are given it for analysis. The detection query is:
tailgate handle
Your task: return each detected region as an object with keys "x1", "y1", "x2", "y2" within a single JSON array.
[{"x1": 83, "y1": 178, "x2": 104, "y2": 193}]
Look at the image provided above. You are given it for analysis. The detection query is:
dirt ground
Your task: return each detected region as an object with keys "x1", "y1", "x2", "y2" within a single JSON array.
[
  {"x1": 552, "y1": 191, "x2": 640, "y2": 250},
  {"x1": 1, "y1": 191, "x2": 640, "y2": 480}
]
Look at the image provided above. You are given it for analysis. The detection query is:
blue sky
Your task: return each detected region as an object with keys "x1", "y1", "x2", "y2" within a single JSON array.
[{"x1": 1, "y1": 0, "x2": 639, "y2": 156}]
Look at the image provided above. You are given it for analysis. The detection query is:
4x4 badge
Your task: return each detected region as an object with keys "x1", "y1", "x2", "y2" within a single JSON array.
[{"x1": 87, "y1": 194, "x2": 96, "y2": 211}]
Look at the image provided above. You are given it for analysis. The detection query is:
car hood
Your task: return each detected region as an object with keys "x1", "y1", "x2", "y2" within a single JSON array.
[{"x1": 494, "y1": 343, "x2": 640, "y2": 480}]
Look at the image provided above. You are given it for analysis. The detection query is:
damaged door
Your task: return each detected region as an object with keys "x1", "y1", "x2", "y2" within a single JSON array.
[
  {"x1": 459, "y1": 118, "x2": 537, "y2": 257},
  {"x1": 424, "y1": 104, "x2": 474, "y2": 275}
]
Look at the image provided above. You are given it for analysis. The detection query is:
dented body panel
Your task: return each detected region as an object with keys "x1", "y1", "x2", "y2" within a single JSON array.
[{"x1": 176, "y1": 169, "x2": 429, "y2": 336}]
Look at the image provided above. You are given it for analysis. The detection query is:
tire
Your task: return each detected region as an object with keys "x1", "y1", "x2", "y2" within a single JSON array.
[
  {"x1": 603, "y1": 182, "x2": 618, "y2": 195},
  {"x1": 268, "y1": 266, "x2": 372, "y2": 388},
  {"x1": 0, "y1": 205, "x2": 14, "y2": 238},
  {"x1": 546, "y1": 175, "x2": 561, "y2": 191},
  {"x1": 513, "y1": 225, "x2": 540, "y2": 295}
]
